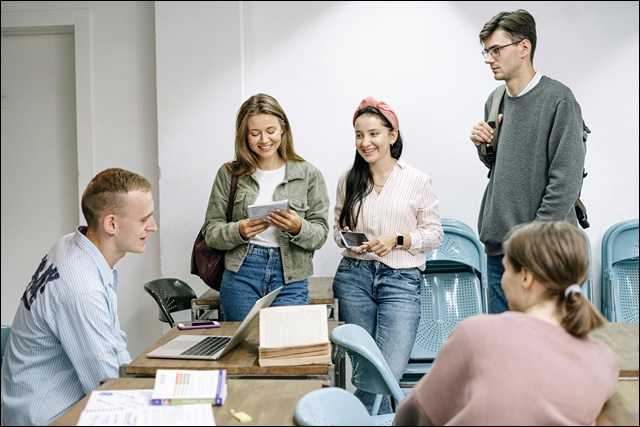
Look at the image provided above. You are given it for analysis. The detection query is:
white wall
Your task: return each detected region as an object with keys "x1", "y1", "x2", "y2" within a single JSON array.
[
  {"x1": 157, "y1": 1, "x2": 639, "y2": 310},
  {"x1": 1, "y1": 1, "x2": 638, "y2": 361}
]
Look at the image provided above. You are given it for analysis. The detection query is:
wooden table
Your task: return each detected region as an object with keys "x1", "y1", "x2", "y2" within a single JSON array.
[
  {"x1": 123, "y1": 320, "x2": 345, "y2": 388},
  {"x1": 49, "y1": 377, "x2": 324, "y2": 426},
  {"x1": 596, "y1": 380, "x2": 639, "y2": 426},
  {"x1": 192, "y1": 276, "x2": 338, "y2": 321},
  {"x1": 591, "y1": 322, "x2": 639, "y2": 378},
  {"x1": 51, "y1": 378, "x2": 637, "y2": 426}
]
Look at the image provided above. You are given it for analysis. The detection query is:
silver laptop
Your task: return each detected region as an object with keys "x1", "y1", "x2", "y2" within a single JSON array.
[{"x1": 147, "y1": 287, "x2": 281, "y2": 360}]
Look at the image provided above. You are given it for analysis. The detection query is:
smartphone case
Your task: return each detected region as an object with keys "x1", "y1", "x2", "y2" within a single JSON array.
[{"x1": 177, "y1": 322, "x2": 220, "y2": 330}]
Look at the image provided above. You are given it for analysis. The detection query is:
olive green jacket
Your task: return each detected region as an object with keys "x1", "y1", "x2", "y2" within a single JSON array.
[{"x1": 202, "y1": 161, "x2": 330, "y2": 284}]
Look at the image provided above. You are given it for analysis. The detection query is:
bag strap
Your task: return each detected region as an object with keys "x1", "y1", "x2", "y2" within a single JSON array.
[
  {"x1": 226, "y1": 175, "x2": 239, "y2": 222},
  {"x1": 481, "y1": 84, "x2": 506, "y2": 173}
]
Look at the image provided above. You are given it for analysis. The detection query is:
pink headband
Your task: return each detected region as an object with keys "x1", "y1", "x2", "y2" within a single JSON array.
[{"x1": 352, "y1": 96, "x2": 399, "y2": 130}]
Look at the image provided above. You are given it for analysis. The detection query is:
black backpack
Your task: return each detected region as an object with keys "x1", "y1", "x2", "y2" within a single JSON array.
[{"x1": 480, "y1": 84, "x2": 590, "y2": 228}]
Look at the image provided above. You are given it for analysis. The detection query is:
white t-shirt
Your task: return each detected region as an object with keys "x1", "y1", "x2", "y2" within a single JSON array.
[{"x1": 250, "y1": 164, "x2": 286, "y2": 248}]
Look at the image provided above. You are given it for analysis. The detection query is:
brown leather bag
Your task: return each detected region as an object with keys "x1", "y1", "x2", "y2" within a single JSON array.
[{"x1": 190, "y1": 175, "x2": 238, "y2": 290}]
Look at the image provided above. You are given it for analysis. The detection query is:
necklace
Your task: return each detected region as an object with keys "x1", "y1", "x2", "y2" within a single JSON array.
[{"x1": 373, "y1": 182, "x2": 384, "y2": 187}]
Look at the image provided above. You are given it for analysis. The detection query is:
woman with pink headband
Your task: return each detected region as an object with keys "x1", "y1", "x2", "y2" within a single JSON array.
[{"x1": 332, "y1": 96, "x2": 444, "y2": 414}]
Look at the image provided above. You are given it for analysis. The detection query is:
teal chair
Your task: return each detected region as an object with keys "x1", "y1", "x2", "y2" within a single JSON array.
[
  {"x1": 1, "y1": 325, "x2": 8, "y2": 426},
  {"x1": 330, "y1": 324, "x2": 404, "y2": 424},
  {"x1": 1, "y1": 325, "x2": 10, "y2": 363},
  {"x1": 294, "y1": 387, "x2": 375, "y2": 426},
  {"x1": 401, "y1": 220, "x2": 486, "y2": 389},
  {"x1": 601, "y1": 219, "x2": 639, "y2": 322}
]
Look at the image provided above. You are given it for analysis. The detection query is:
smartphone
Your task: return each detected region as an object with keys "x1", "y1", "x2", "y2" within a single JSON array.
[
  {"x1": 339, "y1": 231, "x2": 369, "y2": 249},
  {"x1": 177, "y1": 320, "x2": 221, "y2": 330}
]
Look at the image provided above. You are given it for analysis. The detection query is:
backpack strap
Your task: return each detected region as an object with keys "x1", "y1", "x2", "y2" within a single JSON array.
[{"x1": 480, "y1": 84, "x2": 506, "y2": 169}]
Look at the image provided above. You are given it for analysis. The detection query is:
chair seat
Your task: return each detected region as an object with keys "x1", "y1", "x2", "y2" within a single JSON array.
[{"x1": 294, "y1": 387, "x2": 376, "y2": 426}]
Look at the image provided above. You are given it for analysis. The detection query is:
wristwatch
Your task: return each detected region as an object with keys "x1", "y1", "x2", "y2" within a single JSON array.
[{"x1": 396, "y1": 233, "x2": 404, "y2": 247}]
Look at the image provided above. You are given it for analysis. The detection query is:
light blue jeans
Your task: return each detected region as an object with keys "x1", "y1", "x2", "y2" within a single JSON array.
[
  {"x1": 219, "y1": 244, "x2": 309, "y2": 321},
  {"x1": 332, "y1": 257, "x2": 421, "y2": 414},
  {"x1": 487, "y1": 254, "x2": 508, "y2": 314}
]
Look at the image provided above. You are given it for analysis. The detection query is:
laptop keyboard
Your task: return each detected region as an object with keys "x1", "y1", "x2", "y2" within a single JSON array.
[{"x1": 181, "y1": 336, "x2": 232, "y2": 356}]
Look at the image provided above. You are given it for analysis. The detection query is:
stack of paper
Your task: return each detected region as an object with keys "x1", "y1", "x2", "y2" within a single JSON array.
[
  {"x1": 248, "y1": 199, "x2": 289, "y2": 220},
  {"x1": 151, "y1": 369, "x2": 227, "y2": 406},
  {"x1": 76, "y1": 389, "x2": 215, "y2": 426},
  {"x1": 258, "y1": 304, "x2": 332, "y2": 367}
]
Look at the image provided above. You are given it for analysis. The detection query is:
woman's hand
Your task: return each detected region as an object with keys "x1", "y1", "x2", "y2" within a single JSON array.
[
  {"x1": 365, "y1": 233, "x2": 397, "y2": 257},
  {"x1": 238, "y1": 218, "x2": 270, "y2": 240},
  {"x1": 268, "y1": 209, "x2": 302, "y2": 235}
]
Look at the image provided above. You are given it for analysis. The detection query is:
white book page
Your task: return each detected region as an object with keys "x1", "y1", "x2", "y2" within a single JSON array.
[
  {"x1": 248, "y1": 200, "x2": 289, "y2": 220},
  {"x1": 259, "y1": 304, "x2": 329, "y2": 348},
  {"x1": 83, "y1": 390, "x2": 153, "y2": 411},
  {"x1": 76, "y1": 403, "x2": 215, "y2": 426}
]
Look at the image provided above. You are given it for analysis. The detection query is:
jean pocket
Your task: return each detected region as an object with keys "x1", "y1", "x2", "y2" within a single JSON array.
[{"x1": 394, "y1": 267, "x2": 421, "y2": 283}]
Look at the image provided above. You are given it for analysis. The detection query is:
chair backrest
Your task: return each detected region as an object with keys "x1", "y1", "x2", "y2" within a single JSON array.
[
  {"x1": 401, "y1": 220, "x2": 486, "y2": 389},
  {"x1": 601, "y1": 219, "x2": 639, "y2": 322},
  {"x1": 330, "y1": 324, "x2": 405, "y2": 416},
  {"x1": 423, "y1": 220, "x2": 487, "y2": 310},
  {"x1": 1, "y1": 325, "x2": 10, "y2": 365},
  {"x1": 294, "y1": 387, "x2": 376, "y2": 426},
  {"x1": 412, "y1": 221, "x2": 486, "y2": 358},
  {"x1": 143, "y1": 278, "x2": 197, "y2": 328},
  {"x1": 440, "y1": 218, "x2": 476, "y2": 236}
]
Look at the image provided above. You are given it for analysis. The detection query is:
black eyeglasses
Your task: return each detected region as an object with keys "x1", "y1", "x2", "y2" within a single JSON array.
[{"x1": 481, "y1": 40, "x2": 524, "y2": 59}]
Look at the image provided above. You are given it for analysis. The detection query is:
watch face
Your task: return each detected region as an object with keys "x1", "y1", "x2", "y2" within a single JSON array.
[{"x1": 397, "y1": 235, "x2": 404, "y2": 246}]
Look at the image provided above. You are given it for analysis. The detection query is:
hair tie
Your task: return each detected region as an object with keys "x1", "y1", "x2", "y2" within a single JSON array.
[
  {"x1": 564, "y1": 284, "x2": 582, "y2": 298},
  {"x1": 353, "y1": 96, "x2": 399, "y2": 130}
]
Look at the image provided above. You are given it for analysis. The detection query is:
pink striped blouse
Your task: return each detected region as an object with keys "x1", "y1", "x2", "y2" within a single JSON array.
[{"x1": 333, "y1": 159, "x2": 444, "y2": 270}]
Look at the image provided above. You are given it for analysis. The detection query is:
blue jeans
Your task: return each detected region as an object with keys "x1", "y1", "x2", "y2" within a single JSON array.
[
  {"x1": 332, "y1": 257, "x2": 421, "y2": 414},
  {"x1": 219, "y1": 244, "x2": 309, "y2": 321},
  {"x1": 487, "y1": 254, "x2": 508, "y2": 314}
]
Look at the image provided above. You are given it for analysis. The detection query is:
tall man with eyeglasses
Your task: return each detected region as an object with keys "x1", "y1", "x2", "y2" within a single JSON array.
[{"x1": 469, "y1": 9, "x2": 586, "y2": 314}]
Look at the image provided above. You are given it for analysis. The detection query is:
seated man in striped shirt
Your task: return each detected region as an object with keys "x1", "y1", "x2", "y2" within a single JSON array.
[{"x1": 1, "y1": 168, "x2": 158, "y2": 426}]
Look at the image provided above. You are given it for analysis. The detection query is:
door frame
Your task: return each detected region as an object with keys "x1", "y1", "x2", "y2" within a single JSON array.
[{"x1": 2, "y1": 9, "x2": 93, "y2": 220}]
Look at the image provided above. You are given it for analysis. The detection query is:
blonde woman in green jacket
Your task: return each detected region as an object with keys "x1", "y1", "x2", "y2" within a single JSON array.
[{"x1": 202, "y1": 93, "x2": 330, "y2": 321}]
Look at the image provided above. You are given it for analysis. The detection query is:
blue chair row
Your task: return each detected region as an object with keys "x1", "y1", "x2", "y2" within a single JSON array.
[{"x1": 601, "y1": 219, "x2": 639, "y2": 322}]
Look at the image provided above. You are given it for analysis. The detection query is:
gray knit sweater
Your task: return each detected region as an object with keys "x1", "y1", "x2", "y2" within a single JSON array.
[{"x1": 477, "y1": 76, "x2": 586, "y2": 255}]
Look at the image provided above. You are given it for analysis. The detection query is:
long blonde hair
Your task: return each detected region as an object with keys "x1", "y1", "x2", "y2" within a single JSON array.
[
  {"x1": 503, "y1": 221, "x2": 606, "y2": 337},
  {"x1": 228, "y1": 93, "x2": 304, "y2": 177}
]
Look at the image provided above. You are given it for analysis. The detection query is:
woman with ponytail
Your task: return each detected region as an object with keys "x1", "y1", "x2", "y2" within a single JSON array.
[{"x1": 396, "y1": 221, "x2": 618, "y2": 426}]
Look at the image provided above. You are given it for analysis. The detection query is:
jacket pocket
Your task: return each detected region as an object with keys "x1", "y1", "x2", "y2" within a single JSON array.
[{"x1": 289, "y1": 198, "x2": 310, "y2": 219}]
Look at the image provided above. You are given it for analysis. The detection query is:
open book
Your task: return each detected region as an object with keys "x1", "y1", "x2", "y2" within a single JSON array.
[
  {"x1": 258, "y1": 304, "x2": 332, "y2": 367},
  {"x1": 151, "y1": 369, "x2": 227, "y2": 406}
]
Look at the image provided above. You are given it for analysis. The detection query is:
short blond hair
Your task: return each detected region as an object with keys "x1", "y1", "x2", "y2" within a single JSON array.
[{"x1": 81, "y1": 168, "x2": 151, "y2": 229}]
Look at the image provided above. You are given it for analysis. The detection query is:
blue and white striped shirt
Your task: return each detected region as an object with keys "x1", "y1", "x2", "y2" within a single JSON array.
[{"x1": 1, "y1": 227, "x2": 131, "y2": 426}]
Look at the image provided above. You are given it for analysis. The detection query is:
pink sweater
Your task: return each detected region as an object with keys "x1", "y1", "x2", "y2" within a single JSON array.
[{"x1": 395, "y1": 312, "x2": 618, "y2": 426}]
